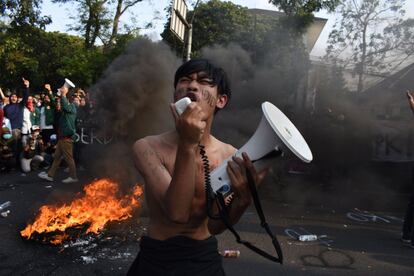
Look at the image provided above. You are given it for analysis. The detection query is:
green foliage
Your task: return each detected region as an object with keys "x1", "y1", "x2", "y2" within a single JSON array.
[
  {"x1": 270, "y1": 0, "x2": 339, "y2": 15},
  {"x1": 53, "y1": 0, "x2": 143, "y2": 49},
  {"x1": 162, "y1": 0, "x2": 252, "y2": 59},
  {"x1": 0, "y1": 0, "x2": 51, "y2": 29},
  {"x1": 269, "y1": 0, "x2": 340, "y2": 28},
  {"x1": 190, "y1": 0, "x2": 251, "y2": 56},
  {"x1": 0, "y1": 26, "x2": 136, "y2": 92}
]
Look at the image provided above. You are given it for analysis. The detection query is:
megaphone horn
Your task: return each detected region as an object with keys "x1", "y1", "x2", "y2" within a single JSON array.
[
  {"x1": 210, "y1": 101, "x2": 313, "y2": 194},
  {"x1": 63, "y1": 78, "x2": 76, "y2": 89}
]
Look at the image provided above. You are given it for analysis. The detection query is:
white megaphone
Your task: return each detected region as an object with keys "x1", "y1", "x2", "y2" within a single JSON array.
[
  {"x1": 63, "y1": 78, "x2": 75, "y2": 89},
  {"x1": 210, "y1": 101, "x2": 313, "y2": 194},
  {"x1": 57, "y1": 78, "x2": 75, "y2": 96}
]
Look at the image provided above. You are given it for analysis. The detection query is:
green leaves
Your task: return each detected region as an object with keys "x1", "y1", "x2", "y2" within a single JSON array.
[
  {"x1": 161, "y1": 0, "x2": 252, "y2": 58},
  {"x1": 269, "y1": 0, "x2": 340, "y2": 15},
  {"x1": 0, "y1": 26, "x2": 135, "y2": 91},
  {"x1": 1, "y1": 0, "x2": 52, "y2": 29}
]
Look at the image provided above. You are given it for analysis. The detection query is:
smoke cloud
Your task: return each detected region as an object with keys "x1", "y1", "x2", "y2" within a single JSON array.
[
  {"x1": 83, "y1": 38, "x2": 181, "y2": 184},
  {"x1": 81, "y1": 36, "x2": 411, "y2": 211}
]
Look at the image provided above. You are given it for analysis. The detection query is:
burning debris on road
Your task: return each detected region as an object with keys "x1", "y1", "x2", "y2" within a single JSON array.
[{"x1": 20, "y1": 178, "x2": 143, "y2": 245}]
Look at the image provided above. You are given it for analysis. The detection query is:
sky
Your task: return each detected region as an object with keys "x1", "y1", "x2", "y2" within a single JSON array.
[{"x1": 41, "y1": 0, "x2": 414, "y2": 57}]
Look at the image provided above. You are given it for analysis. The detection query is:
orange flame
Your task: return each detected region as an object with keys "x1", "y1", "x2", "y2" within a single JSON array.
[{"x1": 20, "y1": 178, "x2": 143, "y2": 244}]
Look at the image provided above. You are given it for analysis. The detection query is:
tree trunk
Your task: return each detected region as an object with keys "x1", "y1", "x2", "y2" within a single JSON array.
[
  {"x1": 357, "y1": 22, "x2": 368, "y2": 93},
  {"x1": 84, "y1": 2, "x2": 94, "y2": 49},
  {"x1": 90, "y1": 13, "x2": 101, "y2": 47},
  {"x1": 108, "y1": 0, "x2": 123, "y2": 47}
]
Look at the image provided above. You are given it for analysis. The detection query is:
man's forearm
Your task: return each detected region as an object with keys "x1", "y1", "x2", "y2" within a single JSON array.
[
  {"x1": 164, "y1": 142, "x2": 198, "y2": 223},
  {"x1": 410, "y1": 101, "x2": 414, "y2": 114},
  {"x1": 21, "y1": 88, "x2": 29, "y2": 105}
]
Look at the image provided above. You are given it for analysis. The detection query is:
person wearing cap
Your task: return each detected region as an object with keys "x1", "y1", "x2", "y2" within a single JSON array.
[
  {"x1": 20, "y1": 125, "x2": 44, "y2": 173},
  {"x1": 38, "y1": 80, "x2": 79, "y2": 183}
]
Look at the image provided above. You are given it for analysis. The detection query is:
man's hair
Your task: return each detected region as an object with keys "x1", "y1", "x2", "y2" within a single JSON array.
[{"x1": 174, "y1": 59, "x2": 231, "y2": 103}]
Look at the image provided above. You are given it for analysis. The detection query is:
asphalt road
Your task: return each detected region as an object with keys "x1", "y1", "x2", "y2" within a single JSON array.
[{"x1": 0, "y1": 168, "x2": 413, "y2": 276}]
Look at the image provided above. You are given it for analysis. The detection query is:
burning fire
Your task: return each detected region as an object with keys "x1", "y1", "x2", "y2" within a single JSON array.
[{"x1": 20, "y1": 178, "x2": 143, "y2": 245}]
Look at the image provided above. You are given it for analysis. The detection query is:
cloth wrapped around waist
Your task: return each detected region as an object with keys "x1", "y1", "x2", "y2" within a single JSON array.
[{"x1": 127, "y1": 235, "x2": 225, "y2": 276}]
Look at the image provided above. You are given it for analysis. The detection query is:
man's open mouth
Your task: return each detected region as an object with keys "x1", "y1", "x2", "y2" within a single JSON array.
[{"x1": 186, "y1": 93, "x2": 198, "y2": 102}]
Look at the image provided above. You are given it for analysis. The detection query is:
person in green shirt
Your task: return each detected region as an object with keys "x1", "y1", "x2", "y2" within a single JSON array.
[{"x1": 38, "y1": 83, "x2": 80, "y2": 184}]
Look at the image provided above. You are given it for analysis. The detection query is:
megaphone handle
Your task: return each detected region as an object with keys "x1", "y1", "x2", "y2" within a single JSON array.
[
  {"x1": 245, "y1": 170, "x2": 284, "y2": 263},
  {"x1": 215, "y1": 189, "x2": 283, "y2": 264}
]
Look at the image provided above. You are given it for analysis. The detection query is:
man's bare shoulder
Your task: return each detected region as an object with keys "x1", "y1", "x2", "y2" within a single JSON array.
[
  {"x1": 132, "y1": 132, "x2": 177, "y2": 176},
  {"x1": 211, "y1": 136, "x2": 237, "y2": 158},
  {"x1": 133, "y1": 131, "x2": 176, "y2": 153}
]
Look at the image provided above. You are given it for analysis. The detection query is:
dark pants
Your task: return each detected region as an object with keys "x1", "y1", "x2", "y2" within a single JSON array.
[
  {"x1": 402, "y1": 190, "x2": 414, "y2": 244},
  {"x1": 127, "y1": 235, "x2": 225, "y2": 276},
  {"x1": 73, "y1": 141, "x2": 84, "y2": 167},
  {"x1": 11, "y1": 129, "x2": 22, "y2": 169}
]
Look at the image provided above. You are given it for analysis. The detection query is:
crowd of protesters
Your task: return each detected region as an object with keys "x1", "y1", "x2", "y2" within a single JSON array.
[{"x1": 0, "y1": 78, "x2": 93, "y2": 183}]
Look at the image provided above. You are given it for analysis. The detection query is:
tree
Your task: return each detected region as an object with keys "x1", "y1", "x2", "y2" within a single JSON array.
[
  {"x1": 269, "y1": 0, "x2": 340, "y2": 29},
  {"x1": 107, "y1": 0, "x2": 143, "y2": 48},
  {"x1": 190, "y1": 0, "x2": 251, "y2": 56},
  {"x1": 52, "y1": 0, "x2": 144, "y2": 49},
  {"x1": 0, "y1": 33, "x2": 39, "y2": 88},
  {"x1": 325, "y1": 0, "x2": 414, "y2": 92},
  {"x1": 52, "y1": 0, "x2": 111, "y2": 49},
  {"x1": 161, "y1": 0, "x2": 251, "y2": 58},
  {"x1": 0, "y1": 0, "x2": 51, "y2": 29},
  {"x1": 0, "y1": 28, "x2": 86, "y2": 88},
  {"x1": 0, "y1": 26, "x2": 136, "y2": 91}
]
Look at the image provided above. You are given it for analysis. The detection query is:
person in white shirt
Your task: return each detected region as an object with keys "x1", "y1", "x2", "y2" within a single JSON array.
[{"x1": 21, "y1": 96, "x2": 34, "y2": 147}]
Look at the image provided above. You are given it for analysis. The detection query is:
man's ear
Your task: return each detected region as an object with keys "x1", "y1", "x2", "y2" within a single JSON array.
[{"x1": 216, "y1": 94, "x2": 228, "y2": 110}]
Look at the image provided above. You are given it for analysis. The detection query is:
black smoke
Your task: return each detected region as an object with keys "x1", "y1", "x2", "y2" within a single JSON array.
[
  {"x1": 83, "y1": 38, "x2": 181, "y2": 184},
  {"x1": 81, "y1": 36, "x2": 412, "y2": 211}
]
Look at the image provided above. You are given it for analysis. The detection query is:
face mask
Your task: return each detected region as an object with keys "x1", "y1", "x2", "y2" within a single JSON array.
[{"x1": 2, "y1": 133, "x2": 12, "y2": 140}]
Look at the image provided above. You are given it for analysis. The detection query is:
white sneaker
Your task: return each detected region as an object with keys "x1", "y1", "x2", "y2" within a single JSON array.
[
  {"x1": 62, "y1": 177, "x2": 78, "y2": 184},
  {"x1": 38, "y1": 171, "x2": 54, "y2": 182}
]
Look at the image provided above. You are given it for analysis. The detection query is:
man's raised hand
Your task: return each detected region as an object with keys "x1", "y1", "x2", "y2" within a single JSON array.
[
  {"x1": 406, "y1": 91, "x2": 413, "y2": 101},
  {"x1": 22, "y1": 77, "x2": 29, "y2": 88},
  {"x1": 45, "y1": 84, "x2": 52, "y2": 92}
]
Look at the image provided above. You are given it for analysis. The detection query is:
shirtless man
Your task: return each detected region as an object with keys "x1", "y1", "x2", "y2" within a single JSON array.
[{"x1": 127, "y1": 59, "x2": 267, "y2": 275}]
